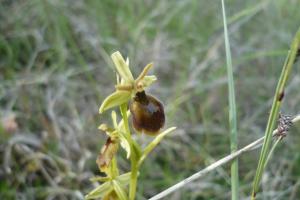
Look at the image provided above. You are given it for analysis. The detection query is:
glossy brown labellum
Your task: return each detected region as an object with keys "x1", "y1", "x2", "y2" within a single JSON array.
[{"x1": 130, "y1": 91, "x2": 165, "y2": 136}]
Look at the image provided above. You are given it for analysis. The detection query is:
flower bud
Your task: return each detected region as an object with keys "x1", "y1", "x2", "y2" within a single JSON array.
[{"x1": 129, "y1": 91, "x2": 165, "y2": 136}]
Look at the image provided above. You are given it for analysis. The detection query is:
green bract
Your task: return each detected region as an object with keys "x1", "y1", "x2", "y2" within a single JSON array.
[
  {"x1": 99, "y1": 51, "x2": 157, "y2": 114},
  {"x1": 85, "y1": 173, "x2": 132, "y2": 200}
]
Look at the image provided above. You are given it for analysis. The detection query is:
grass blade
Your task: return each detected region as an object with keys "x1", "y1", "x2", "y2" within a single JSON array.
[
  {"x1": 221, "y1": 1, "x2": 239, "y2": 200},
  {"x1": 251, "y1": 28, "x2": 300, "y2": 199}
]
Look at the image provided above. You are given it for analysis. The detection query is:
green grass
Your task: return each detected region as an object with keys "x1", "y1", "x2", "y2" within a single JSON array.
[
  {"x1": 221, "y1": 1, "x2": 239, "y2": 199},
  {"x1": 1, "y1": 0, "x2": 300, "y2": 199},
  {"x1": 251, "y1": 27, "x2": 300, "y2": 199}
]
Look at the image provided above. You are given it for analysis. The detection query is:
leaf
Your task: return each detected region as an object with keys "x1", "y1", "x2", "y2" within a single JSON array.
[
  {"x1": 132, "y1": 140, "x2": 142, "y2": 160},
  {"x1": 111, "y1": 51, "x2": 134, "y2": 82},
  {"x1": 113, "y1": 180, "x2": 129, "y2": 200},
  {"x1": 99, "y1": 91, "x2": 131, "y2": 114},
  {"x1": 138, "y1": 127, "x2": 176, "y2": 166},
  {"x1": 85, "y1": 181, "x2": 113, "y2": 199}
]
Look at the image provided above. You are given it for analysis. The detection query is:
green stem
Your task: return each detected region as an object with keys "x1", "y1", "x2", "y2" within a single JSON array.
[
  {"x1": 250, "y1": 137, "x2": 282, "y2": 200},
  {"x1": 129, "y1": 159, "x2": 138, "y2": 200},
  {"x1": 120, "y1": 104, "x2": 139, "y2": 200},
  {"x1": 263, "y1": 136, "x2": 282, "y2": 169}
]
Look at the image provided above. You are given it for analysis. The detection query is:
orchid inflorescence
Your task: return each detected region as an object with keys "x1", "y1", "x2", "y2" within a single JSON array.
[{"x1": 85, "y1": 51, "x2": 176, "y2": 200}]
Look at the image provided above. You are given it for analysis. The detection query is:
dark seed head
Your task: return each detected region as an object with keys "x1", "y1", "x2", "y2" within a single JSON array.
[{"x1": 130, "y1": 91, "x2": 165, "y2": 136}]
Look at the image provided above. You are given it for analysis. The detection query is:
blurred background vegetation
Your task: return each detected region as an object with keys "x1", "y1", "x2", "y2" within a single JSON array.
[{"x1": 1, "y1": 0, "x2": 300, "y2": 199}]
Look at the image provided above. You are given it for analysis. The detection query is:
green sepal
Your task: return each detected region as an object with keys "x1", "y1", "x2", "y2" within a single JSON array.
[
  {"x1": 111, "y1": 51, "x2": 134, "y2": 82},
  {"x1": 99, "y1": 91, "x2": 131, "y2": 114}
]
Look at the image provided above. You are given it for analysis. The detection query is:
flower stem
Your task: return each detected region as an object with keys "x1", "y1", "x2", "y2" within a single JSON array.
[
  {"x1": 129, "y1": 159, "x2": 138, "y2": 200},
  {"x1": 120, "y1": 104, "x2": 139, "y2": 200}
]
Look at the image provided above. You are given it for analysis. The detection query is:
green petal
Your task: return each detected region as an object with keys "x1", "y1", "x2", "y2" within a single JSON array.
[
  {"x1": 112, "y1": 180, "x2": 129, "y2": 200},
  {"x1": 140, "y1": 75, "x2": 157, "y2": 88},
  {"x1": 85, "y1": 181, "x2": 113, "y2": 199},
  {"x1": 138, "y1": 127, "x2": 176, "y2": 166},
  {"x1": 111, "y1": 51, "x2": 134, "y2": 82},
  {"x1": 136, "y1": 63, "x2": 153, "y2": 81},
  {"x1": 99, "y1": 91, "x2": 131, "y2": 114}
]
